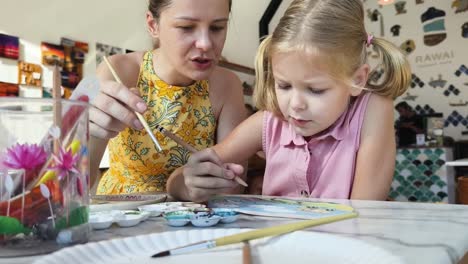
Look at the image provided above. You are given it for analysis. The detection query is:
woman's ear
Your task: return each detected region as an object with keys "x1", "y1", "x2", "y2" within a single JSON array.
[
  {"x1": 350, "y1": 64, "x2": 370, "y2": 96},
  {"x1": 146, "y1": 11, "x2": 159, "y2": 38}
]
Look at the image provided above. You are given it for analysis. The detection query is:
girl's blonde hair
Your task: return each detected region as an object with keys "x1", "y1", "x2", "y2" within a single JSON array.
[{"x1": 254, "y1": 0, "x2": 411, "y2": 115}]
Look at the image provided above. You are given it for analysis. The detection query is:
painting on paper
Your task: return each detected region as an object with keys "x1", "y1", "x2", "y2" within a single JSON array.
[{"x1": 208, "y1": 196, "x2": 355, "y2": 220}]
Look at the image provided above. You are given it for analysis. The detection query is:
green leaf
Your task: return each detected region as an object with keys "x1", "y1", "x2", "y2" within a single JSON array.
[
  {"x1": 128, "y1": 137, "x2": 134, "y2": 147},
  {"x1": 131, "y1": 155, "x2": 138, "y2": 161},
  {"x1": 135, "y1": 142, "x2": 143, "y2": 150},
  {"x1": 55, "y1": 206, "x2": 89, "y2": 231},
  {"x1": 0, "y1": 216, "x2": 31, "y2": 235},
  {"x1": 199, "y1": 120, "x2": 208, "y2": 127},
  {"x1": 140, "y1": 147, "x2": 150, "y2": 156}
]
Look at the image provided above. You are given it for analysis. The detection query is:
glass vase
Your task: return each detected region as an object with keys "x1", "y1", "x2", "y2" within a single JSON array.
[{"x1": 0, "y1": 97, "x2": 89, "y2": 257}]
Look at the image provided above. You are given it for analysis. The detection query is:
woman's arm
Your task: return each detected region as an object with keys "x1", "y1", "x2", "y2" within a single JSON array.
[
  {"x1": 88, "y1": 53, "x2": 144, "y2": 188},
  {"x1": 167, "y1": 67, "x2": 247, "y2": 201},
  {"x1": 167, "y1": 111, "x2": 264, "y2": 202},
  {"x1": 350, "y1": 94, "x2": 396, "y2": 200}
]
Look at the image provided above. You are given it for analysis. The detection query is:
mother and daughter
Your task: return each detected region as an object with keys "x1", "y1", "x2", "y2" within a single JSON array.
[
  {"x1": 167, "y1": 0, "x2": 411, "y2": 202},
  {"x1": 90, "y1": 0, "x2": 411, "y2": 202}
]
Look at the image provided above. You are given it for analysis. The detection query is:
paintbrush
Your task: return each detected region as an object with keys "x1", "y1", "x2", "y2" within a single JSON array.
[
  {"x1": 102, "y1": 56, "x2": 162, "y2": 152},
  {"x1": 52, "y1": 65, "x2": 62, "y2": 153},
  {"x1": 152, "y1": 211, "x2": 357, "y2": 258},
  {"x1": 154, "y1": 124, "x2": 248, "y2": 187}
]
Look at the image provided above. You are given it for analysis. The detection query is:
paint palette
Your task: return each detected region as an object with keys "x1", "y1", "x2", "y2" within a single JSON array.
[
  {"x1": 89, "y1": 210, "x2": 150, "y2": 230},
  {"x1": 138, "y1": 202, "x2": 205, "y2": 217},
  {"x1": 163, "y1": 208, "x2": 239, "y2": 227}
]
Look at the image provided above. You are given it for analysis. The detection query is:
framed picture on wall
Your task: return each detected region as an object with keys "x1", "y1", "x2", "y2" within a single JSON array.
[
  {"x1": 96, "y1": 42, "x2": 123, "y2": 66},
  {"x1": 0, "y1": 33, "x2": 20, "y2": 60},
  {"x1": 41, "y1": 42, "x2": 64, "y2": 67},
  {"x1": 0, "y1": 81, "x2": 19, "y2": 97},
  {"x1": 218, "y1": 60, "x2": 256, "y2": 108}
]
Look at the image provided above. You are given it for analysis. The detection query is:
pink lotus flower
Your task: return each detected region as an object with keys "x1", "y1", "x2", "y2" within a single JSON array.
[
  {"x1": 3, "y1": 143, "x2": 47, "y2": 170},
  {"x1": 50, "y1": 148, "x2": 79, "y2": 180}
]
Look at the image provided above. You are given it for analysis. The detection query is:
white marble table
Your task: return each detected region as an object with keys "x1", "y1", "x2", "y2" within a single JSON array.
[
  {"x1": 2, "y1": 198, "x2": 468, "y2": 264},
  {"x1": 446, "y1": 158, "x2": 468, "y2": 167}
]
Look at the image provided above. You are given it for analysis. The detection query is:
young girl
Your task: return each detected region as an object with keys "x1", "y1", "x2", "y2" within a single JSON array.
[{"x1": 167, "y1": 0, "x2": 411, "y2": 202}]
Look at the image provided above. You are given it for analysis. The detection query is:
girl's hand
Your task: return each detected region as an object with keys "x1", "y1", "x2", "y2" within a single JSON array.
[
  {"x1": 89, "y1": 80, "x2": 147, "y2": 139},
  {"x1": 183, "y1": 148, "x2": 244, "y2": 202}
]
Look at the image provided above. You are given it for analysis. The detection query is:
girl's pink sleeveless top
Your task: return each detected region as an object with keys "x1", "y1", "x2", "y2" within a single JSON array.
[{"x1": 262, "y1": 92, "x2": 371, "y2": 198}]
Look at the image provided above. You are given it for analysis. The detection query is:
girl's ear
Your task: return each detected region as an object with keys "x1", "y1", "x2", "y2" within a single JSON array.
[
  {"x1": 350, "y1": 64, "x2": 370, "y2": 96},
  {"x1": 146, "y1": 11, "x2": 159, "y2": 38}
]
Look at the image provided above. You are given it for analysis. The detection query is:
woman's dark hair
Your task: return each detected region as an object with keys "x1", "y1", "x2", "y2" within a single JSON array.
[{"x1": 149, "y1": 0, "x2": 232, "y2": 21}]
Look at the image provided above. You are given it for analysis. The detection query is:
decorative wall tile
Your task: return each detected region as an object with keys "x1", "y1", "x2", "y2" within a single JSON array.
[
  {"x1": 443, "y1": 84, "x2": 461, "y2": 96},
  {"x1": 444, "y1": 110, "x2": 468, "y2": 127},
  {"x1": 414, "y1": 104, "x2": 435, "y2": 115},
  {"x1": 390, "y1": 148, "x2": 455, "y2": 203},
  {"x1": 364, "y1": 1, "x2": 467, "y2": 139},
  {"x1": 411, "y1": 74, "x2": 425, "y2": 88},
  {"x1": 454, "y1": 64, "x2": 467, "y2": 77}
]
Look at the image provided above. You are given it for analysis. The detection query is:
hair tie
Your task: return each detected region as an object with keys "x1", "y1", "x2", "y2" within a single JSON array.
[{"x1": 366, "y1": 34, "x2": 374, "y2": 47}]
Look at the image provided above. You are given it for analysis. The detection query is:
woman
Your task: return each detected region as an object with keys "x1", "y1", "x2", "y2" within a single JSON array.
[{"x1": 88, "y1": 0, "x2": 246, "y2": 195}]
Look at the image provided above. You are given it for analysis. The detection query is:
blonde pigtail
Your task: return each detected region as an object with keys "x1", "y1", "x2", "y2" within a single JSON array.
[{"x1": 367, "y1": 37, "x2": 412, "y2": 99}]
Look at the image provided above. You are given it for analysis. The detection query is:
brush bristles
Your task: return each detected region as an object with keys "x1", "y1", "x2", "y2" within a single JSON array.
[{"x1": 151, "y1": 250, "x2": 170, "y2": 258}]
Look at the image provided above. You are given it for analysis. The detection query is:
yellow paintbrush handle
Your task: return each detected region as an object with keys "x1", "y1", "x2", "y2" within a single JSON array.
[{"x1": 215, "y1": 212, "x2": 357, "y2": 247}]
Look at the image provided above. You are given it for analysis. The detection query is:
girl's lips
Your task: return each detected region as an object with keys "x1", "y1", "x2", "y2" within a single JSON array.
[{"x1": 290, "y1": 117, "x2": 309, "y2": 127}]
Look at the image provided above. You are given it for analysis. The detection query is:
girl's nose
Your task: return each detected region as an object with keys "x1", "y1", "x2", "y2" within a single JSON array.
[
  {"x1": 290, "y1": 90, "x2": 307, "y2": 111},
  {"x1": 195, "y1": 30, "x2": 213, "y2": 51}
]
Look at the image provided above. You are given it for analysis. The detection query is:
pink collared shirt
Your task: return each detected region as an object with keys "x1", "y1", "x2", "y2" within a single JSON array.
[{"x1": 262, "y1": 92, "x2": 371, "y2": 198}]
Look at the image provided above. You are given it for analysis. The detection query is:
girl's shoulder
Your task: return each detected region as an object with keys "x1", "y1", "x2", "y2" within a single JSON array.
[
  {"x1": 361, "y1": 92, "x2": 394, "y2": 134},
  {"x1": 366, "y1": 93, "x2": 393, "y2": 114}
]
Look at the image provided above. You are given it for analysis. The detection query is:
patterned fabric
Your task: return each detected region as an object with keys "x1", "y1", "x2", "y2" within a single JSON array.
[{"x1": 97, "y1": 51, "x2": 216, "y2": 194}]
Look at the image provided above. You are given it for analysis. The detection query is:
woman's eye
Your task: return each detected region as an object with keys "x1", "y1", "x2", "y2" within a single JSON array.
[
  {"x1": 177, "y1": 26, "x2": 194, "y2": 31},
  {"x1": 210, "y1": 26, "x2": 225, "y2": 32}
]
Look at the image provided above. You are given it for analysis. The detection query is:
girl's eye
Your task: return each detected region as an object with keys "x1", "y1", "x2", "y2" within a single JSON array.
[
  {"x1": 277, "y1": 84, "x2": 291, "y2": 90},
  {"x1": 308, "y1": 88, "x2": 326, "y2": 95}
]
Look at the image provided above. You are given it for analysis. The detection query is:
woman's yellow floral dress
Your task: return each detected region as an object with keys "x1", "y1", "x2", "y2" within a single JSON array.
[{"x1": 97, "y1": 51, "x2": 216, "y2": 194}]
